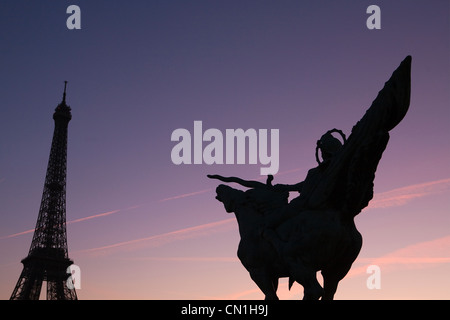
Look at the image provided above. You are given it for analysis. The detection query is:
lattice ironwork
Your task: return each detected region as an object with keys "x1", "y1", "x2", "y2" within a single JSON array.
[{"x1": 10, "y1": 82, "x2": 77, "y2": 300}]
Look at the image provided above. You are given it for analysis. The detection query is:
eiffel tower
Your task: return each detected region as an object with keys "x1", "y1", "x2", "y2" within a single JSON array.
[{"x1": 10, "y1": 82, "x2": 77, "y2": 300}]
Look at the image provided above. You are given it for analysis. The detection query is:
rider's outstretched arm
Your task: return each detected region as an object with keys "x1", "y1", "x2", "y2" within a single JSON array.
[
  {"x1": 207, "y1": 174, "x2": 268, "y2": 189},
  {"x1": 273, "y1": 181, "x2": 304, "y2": 193}
]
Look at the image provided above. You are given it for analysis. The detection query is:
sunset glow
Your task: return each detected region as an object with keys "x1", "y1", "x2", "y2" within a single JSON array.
[{"x1": 1, "y1": 1, "x2": 449, "y2": 300}]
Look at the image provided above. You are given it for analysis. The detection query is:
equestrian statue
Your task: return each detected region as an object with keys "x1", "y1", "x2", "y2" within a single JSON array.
[{"x1": 208, "y1": 56, "x2": 411, "y2": 300}]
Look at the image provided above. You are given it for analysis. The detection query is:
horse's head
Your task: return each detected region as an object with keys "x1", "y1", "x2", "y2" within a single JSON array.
[{"x1": 215, "y1": 184, "x2": 246, "y2": 213}]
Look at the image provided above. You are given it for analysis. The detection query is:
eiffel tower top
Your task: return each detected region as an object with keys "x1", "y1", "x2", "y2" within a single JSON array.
[{"x1": 54, "y1": 81, "x2": 72, "y2": 122}]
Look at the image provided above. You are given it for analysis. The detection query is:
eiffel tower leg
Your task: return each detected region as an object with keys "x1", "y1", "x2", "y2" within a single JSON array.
[
  {"x1": 46, "y1": 258, "x2": 78, "y2": 300},
  {"x1": 10, "y1": 263, "x2": 44, "y2": 300},
  {"x1": 47, "y1": 280, "x2": 77, "y2": 300}
]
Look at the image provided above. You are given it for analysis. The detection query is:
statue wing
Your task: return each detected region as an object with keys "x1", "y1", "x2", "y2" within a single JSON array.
[{"x1": 306, "y1": 56, "x2": 412, "y2": 217}]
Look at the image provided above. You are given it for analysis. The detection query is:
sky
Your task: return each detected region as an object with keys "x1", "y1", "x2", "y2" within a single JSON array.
[{"x1": 0, "y1": 0, "x2": 449, "y2": 300}]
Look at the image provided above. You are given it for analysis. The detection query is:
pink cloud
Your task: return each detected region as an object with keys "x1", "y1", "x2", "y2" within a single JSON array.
[
  {"x1": 214, "y1": 235, "x2": 450, "y2": 300},
  {"x1": 212, "y1": 288, "x2": 261, "y2": 300},
  {"x1": 348, "y1": 234, "x2": 450, "y2": 278}
]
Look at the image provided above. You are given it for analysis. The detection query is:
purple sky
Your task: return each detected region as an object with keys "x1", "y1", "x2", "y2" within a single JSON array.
[{"x1": 1, "y1": 1, "x2": 449, "y2": 299}]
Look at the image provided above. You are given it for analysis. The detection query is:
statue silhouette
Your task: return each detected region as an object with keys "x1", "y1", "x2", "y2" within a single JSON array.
[{"x1": 208, "y1": 56, "x2": 411, "y2": 300}]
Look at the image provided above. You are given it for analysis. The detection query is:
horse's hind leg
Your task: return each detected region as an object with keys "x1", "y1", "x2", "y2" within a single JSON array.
[
  {"x1": 321, "y1": 237, "x2": 362, "y2": 300},
  {"x1": 321, "y1": 273, "x2": 339, "y2": 300},
  {"x1": 289, "y1": 263, "x2": 323, "y2": 300},
  {"x1": 301, "y1": 274, "x2": 323, "y2": 300},
  {"x1": 321, "y1": 262, "x2": 354, "y2": 300},
  {"x1": 249, "y1": 270, "x2": 279, "y2": 300}
]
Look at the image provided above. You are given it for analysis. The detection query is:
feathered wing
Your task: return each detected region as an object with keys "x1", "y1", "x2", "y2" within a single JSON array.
[{"x1": 305, "y1": 56, "x2": 412, "y2": 217}]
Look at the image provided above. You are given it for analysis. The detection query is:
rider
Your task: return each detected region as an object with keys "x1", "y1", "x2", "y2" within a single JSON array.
[
  {"x1": 255, "y1": 130, "x2": 345, "y2": 264},
  {"x1": 281, "y1": 130, "x2": 343, "y2": 210},
  {"x1": 208, "y1": 130, "x2": 344, "y2": 246},
  {"x1": 263, "y1": 130, "x2": 344, "y2": 228}
]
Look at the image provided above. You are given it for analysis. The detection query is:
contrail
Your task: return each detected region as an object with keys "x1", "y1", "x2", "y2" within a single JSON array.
[
  {"x1": 3, "y1": 177, "x2": 449, "y2": 244},
  {"x1": 368, "y1": 177, "x2": 450, "y2": 210},
  {"x1": 76, "y1": 218, "x2": 236, "y2": 255},
  {"x1": 0, "y1": 228, "x2": 36, "y2": 240},
  {"x1": 126, "y1": 256, "x2": 239, "y2": 263},
  {"x1": 0, "y1": 209, "x2": 124, "y2": 240},
  {"x1": 159, "y1": 188, "x2": 212, "y2": 202},
  {"x1": 0, "y1": 168, "x2": 304, "y2": 240},
  {"x1": 66, "y1": 209, "x2": 120, "y2": 224}
]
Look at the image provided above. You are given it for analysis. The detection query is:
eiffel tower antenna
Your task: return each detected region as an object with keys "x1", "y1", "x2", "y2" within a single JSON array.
[
  {"x1": 62, "y1": 81, "x2": 67, "y2": 103},
  {"x1": 10, "y1": 81, "x2": 77, "y2": 300}
]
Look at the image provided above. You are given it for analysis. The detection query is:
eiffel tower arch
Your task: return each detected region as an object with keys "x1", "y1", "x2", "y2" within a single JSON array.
[{"x1": 10, "y1": 82, "x2": 77, "y2": 300}]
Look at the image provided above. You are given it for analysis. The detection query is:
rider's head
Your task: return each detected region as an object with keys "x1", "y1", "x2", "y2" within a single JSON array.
[{"x1": 317, "y1": 131, "x2": 343, "y2": 161}]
